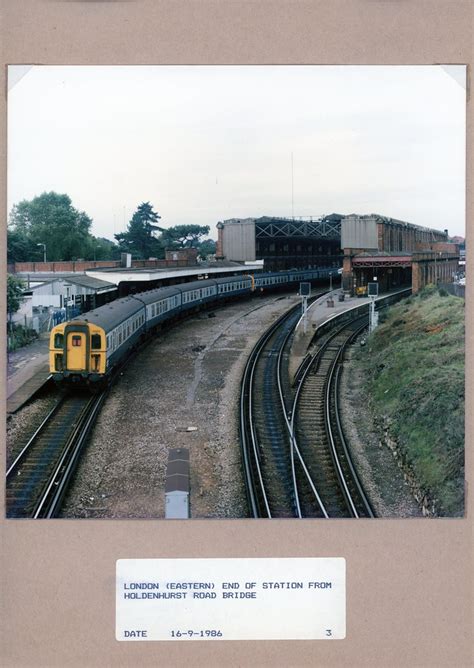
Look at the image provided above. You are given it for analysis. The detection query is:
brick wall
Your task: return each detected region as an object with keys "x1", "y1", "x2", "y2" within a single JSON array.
[
  {"x1": 165, "y1": 248, "x2": 198, "y2": 262},
  {"x1": 216, "y1": 223, "x2": 224, "y2": 258},
  {"x1": 8, "y1": 256, "x2": 199, "y2": 274},
  {"x1": 9, "y1": 260, "x2": 121, "y2": 273}
]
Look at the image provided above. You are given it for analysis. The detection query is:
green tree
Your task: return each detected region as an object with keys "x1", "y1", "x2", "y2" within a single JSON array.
[
  {"x1": 197, "y1": 238, "x2": 217, "y2": 259},
  {"x1": 9, "y1": 192, "x2": 93, "y2": 261},
  {"x1": 115, "y1": 202, "x2": 164, "y2": 259},
  {"x1": 160, "y1": 224, "x2": 210, "y2": 249},
  {"x1": 92, "y1": 237, "x2": 120, "y2": 260},
  {"x1": 7, "y1": 229, "x2": 39, "y2": 263},
  {"x1": 7, "y1": 275, "x2": 25, "y2": 327}
]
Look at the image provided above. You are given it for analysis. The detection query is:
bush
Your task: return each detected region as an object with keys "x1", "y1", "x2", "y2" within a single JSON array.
[{"x1": 7, "y1": 324, "x2": 38, "y2": 352}]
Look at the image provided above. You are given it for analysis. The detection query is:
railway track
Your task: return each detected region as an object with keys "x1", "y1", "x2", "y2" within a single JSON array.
[
  {"x1": 240, "y1": 302, "x2": 303, "y2": 517},
  {"x1": 6, "y1": 391, "x2": 106, "y2": 518},
  {"x1": 240, "y1": 289, "x2": 410, "y2": 519},
  {"x1": 240, "y1": 304, "x2": 372, "y2": 519},
  {"x1": 291, "y1": 317, "x2": 374, "y2": 518},
  {"x1": 240, "y1": 294, "x2": 332, "y2": 518}
]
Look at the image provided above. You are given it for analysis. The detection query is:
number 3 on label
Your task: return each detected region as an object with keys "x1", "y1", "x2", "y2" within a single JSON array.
[{"x1": 326, "y1": 629, "x2": 332, "y2": 637}]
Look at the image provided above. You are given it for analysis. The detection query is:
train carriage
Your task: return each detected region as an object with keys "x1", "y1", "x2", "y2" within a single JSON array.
[
  {"x1": 178, "y1": 279, "x2": 219, "y2": 312},
  {"x1": 215, "y1": 275, "x2": 253, "y2": 299},
  {"x1": 133, "y1": 285, "x2": 183, "y2": 330},
  {"x1": 254, "y1": 271, "x2": 290, "y2": 291},
  {"x1": 50, "y1": 296, "x2": 145, "y2": 386},
  {"x1": 50, "y1": 266, "x2": 340, "y2": 387}
]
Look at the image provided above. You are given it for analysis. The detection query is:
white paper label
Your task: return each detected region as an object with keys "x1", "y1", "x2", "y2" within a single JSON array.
[{"x1": 116, "y1": 557, "x2": 345, "y2": 641}]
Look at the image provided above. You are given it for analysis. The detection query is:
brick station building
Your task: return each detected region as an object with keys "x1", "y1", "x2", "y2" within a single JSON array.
[
  {"x1": 216, "y1": 212, "x2": 460, "y2": 294},
  {"x1": 341, "y1": 214, "x2": 460, "y2": 294}
]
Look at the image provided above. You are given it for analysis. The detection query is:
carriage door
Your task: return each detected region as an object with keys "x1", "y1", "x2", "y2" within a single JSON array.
[{"x1": 66, "y1": 332, "x2": 88, "y2": 370}]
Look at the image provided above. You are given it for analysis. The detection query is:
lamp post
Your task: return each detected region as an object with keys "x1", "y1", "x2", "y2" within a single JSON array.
[
  {"x1": 37, "y1": 243, "x2": 46, "y2": 262},
  {"x1": 65, "y1": 285, "x2": 70, "y2": 320}
]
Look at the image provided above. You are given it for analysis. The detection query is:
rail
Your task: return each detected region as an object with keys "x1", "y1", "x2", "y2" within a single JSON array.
[{"x1": 6, "y1": 392, "x2": 106, "y2": 518}]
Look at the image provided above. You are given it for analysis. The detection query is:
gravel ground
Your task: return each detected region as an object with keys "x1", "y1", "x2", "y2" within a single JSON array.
[
  {"x1": 59, "y1": 293, "x2": 301, "y2": 519},
  {"x1": 6, "y1": 391, "x2": 59, "y2": 468},
  {"x1": 8, "y1": 293, "x2": 422, "y2": 519},
  {"x1": 339, "y1": 342, "x2": 422, "y2": 517}
]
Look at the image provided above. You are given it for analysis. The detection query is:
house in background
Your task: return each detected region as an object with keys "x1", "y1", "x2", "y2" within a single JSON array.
[{"x1": 16, "y1": 275, "x2": 117, "y2": 333}]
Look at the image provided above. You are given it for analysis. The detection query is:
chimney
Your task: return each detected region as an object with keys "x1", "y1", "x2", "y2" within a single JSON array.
[{"x1": 216, "y1": 222, "x2": 224, "y2": 259}]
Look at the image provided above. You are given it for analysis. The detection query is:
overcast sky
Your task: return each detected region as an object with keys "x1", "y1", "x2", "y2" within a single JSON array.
[{"x1": 8, "y1": 65, "x2": 466, "y2": 240}]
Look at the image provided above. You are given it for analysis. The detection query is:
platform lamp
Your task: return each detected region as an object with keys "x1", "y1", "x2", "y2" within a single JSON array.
[{"x1": 37, "y1": 243, "x2": 46, "y2": 262}]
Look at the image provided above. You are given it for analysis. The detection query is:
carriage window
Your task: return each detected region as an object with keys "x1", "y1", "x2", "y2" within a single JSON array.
[
  {"x1": 72, "y1": 336, "x2": 82, "y2": 347},
  {"x1": 54, "y1": 333, "x2": 64, "y2": 348},
  {"x1": 91, "y1": 334, "x2": 102, "y2": 349}
]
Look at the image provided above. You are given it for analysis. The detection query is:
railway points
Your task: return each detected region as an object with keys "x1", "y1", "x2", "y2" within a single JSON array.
[
  {"x1": 8, "y1": 235, "x2": 460, "y2": 517},
  {"x1": 240, "y1": 288, "x2": 410, "y2": 518},
  {"x1": 6, "y1": 286, "x2": 414, "y2": 516}
]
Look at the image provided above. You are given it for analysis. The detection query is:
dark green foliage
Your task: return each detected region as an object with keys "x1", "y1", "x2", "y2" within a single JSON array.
[
  {"x1": 90, "y1": 236, "x2": 120, "y2": 261},
  {"x1": 160, "y1": 224, "x2": 211, "y2": 249},
  {"x1": 197, "y1": 238, "x2": 217, "y2": 259},
  {"x1": 7, "y1": 274, "x2": 25, "y2": 320},
  {"x1": 7, "y1": 229, "x2": 40, "y2": 263},
  {"x1": 7, "y1": 323, "x2": 37, "y2": 351},
  {"x1": 115, "y1": 202, "x2": 165, "y2": 259},
  {"x1": 355, "y1": 288, "x2": 464, "y2": 516},
  {"x1": 9, "y1": 192, "x2": 93, "y2": 261}
]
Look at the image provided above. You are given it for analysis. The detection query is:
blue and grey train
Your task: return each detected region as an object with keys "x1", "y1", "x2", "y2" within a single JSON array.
[{"x1": 49, "y1": 267, "x2": 335, "y2": 386}]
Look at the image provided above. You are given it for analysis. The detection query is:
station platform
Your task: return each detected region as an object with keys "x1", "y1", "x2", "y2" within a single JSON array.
[
  {"x1": 289, "y1": 290, "x2": 372, "y2": 381},
  {"x1": 7, "y1": 337, "x2": 51, "y2": 413}
]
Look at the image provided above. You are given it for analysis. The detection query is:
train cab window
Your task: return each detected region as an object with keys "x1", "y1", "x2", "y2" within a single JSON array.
[
  {"x1": 54, "y1": 333, "x2": 64, "y2": 348},
  {"x1": 72, "y1": 335, "x2": 82, "y2": 347},
  {"x1": 91, "y1": 334, "x2": 102, "y2": 349}
]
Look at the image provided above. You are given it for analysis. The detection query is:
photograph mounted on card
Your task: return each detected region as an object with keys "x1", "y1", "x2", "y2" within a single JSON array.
[{"x1": 6, "y1": 64, "x2": 465, "y2": 520}]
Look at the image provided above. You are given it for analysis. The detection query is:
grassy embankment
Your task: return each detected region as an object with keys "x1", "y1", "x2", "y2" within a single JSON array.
[{"x1": 354, "y1": 286, "x2": 464, "y2": 516}]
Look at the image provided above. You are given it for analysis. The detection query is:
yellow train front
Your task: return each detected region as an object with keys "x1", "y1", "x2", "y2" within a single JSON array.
[{"x1": 49, "y1": 320, "x2": 107, "y2": 386}]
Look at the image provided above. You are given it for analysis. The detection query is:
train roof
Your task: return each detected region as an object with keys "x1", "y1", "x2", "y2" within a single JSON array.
[
  {"x1": 214, "y1": 274, "x2": 252, "y2": 284},
  {"x1": 132, "y1": 285, "x2": 183, "y2": 305},
  {"x1": 177, "y1": 278, "x2": 218, "y2": 290},
  {"x1": 72, "y1": 296, "x2": 143, "y2": 332}
]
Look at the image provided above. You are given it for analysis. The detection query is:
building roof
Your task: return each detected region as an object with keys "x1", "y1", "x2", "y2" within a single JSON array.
[
  {"x1": 24, "y1": 275, "x2": 116, "y2": 294},
  {"x1": 86, "y1": 262, "x2": 263, "y2": 284},
  {"x1": 65, "y1": 275, "x2": 117, "y2": 291}
]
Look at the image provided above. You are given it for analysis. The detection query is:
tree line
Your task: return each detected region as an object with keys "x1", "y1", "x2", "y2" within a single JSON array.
[{"x1": 8, "y1": 192, "x2": 216, "y2": 263}]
